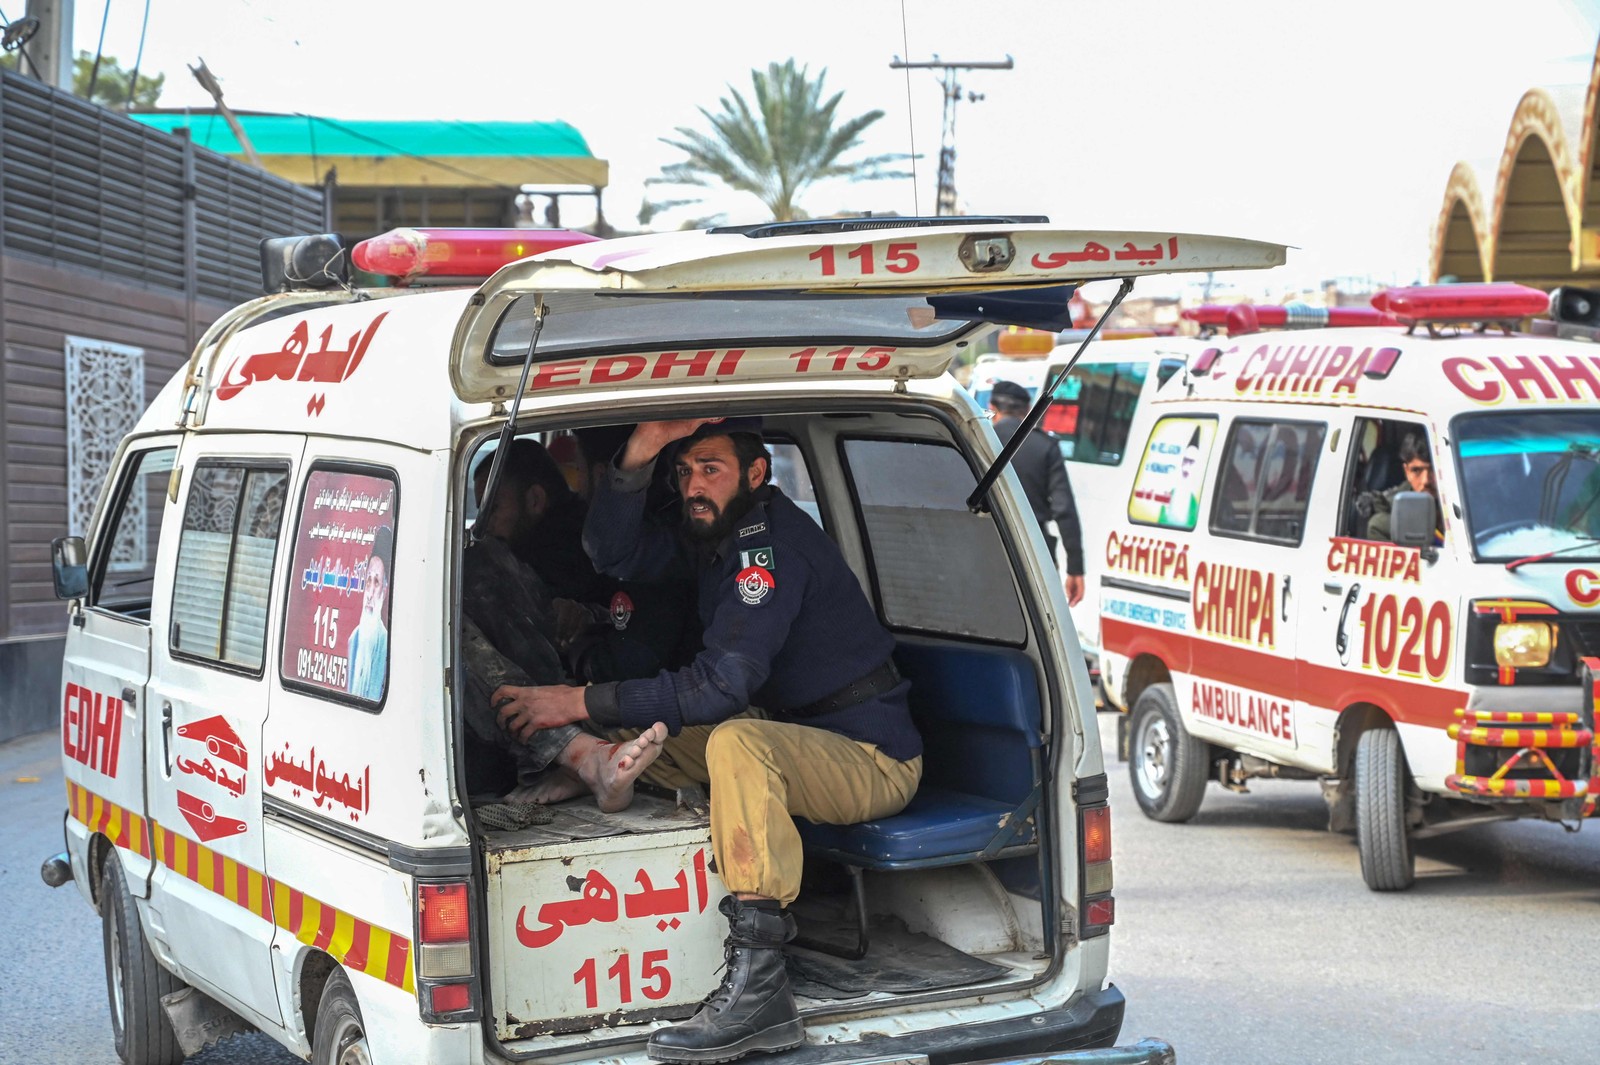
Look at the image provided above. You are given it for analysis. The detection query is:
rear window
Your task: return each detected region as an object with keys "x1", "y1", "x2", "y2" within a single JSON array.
[
  {"x1": 488, "y1": 293, "x2": 972, "y2": 363},
  {"x1": 840, "y1": 438, "x2": 1026, "y2": 644}
]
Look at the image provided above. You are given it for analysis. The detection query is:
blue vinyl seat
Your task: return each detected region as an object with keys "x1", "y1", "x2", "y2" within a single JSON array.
[{"x1": 795, "y1": 636, "x2": 1044, "y2": 956}]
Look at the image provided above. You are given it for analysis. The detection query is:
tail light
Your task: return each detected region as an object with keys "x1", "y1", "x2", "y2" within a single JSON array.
[
  {"x1": 416, "y1": 880, "x2": 477, "y2": 1021},
  {"x1": 1079, "y1": 803, "x2": 1115, "y2": 938}
]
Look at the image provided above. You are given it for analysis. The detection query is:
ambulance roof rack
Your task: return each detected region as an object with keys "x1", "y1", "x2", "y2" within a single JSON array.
[
  {"x1": 707, "y1": 214, "x2": 1049, "y2": 238},
  {"x1": 1371, "y1": 282, "x2": 1550, "y2": 337},
  {"x1": 1181, "y1": 302, "x2": 1396, "y2": 338}
]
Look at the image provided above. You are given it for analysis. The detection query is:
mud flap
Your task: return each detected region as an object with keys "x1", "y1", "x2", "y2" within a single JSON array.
[{"x1": 160, "y1": 985, "x2": 256, "y2": 1057}]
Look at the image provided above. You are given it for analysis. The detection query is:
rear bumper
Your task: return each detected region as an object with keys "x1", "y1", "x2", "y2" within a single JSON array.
[{"x1": 757, "y1": 984, "x2": 1141, "y2": 1065}]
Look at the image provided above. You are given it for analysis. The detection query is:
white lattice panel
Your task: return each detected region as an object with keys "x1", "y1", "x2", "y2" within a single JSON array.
[{"x1": 65, "y1": 336, "x2": 146, "y2": 570}]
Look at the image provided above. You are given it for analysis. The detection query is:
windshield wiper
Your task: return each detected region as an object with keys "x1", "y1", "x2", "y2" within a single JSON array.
[{"x1": 1505, "y1": 535, "x2": 1600, "y2": 572}]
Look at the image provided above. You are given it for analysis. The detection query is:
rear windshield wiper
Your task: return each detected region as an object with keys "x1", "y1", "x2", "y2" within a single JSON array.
[{"x1": 1505, "y1": 535, "x2": 1600, "y2": 571}]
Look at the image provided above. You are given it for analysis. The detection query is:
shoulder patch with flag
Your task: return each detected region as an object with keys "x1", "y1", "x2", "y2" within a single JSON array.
[{"x1": 739, "y1": 545, "x2": 774, "y2": 571}]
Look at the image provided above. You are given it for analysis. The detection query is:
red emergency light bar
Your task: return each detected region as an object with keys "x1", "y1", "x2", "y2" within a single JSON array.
[
  {"x1": 1371, "y1": 282, "x2": 1550, "y2": 324},
  {"x1": 1181, "y1": 304, "x2": 1398, "y2": 333},
  {"x1": 351, "y1": 227, "x2": 601, "y2": 284}
]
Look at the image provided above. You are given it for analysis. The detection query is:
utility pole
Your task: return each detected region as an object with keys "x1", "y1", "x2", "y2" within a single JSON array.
[
  {"x1": 889, "y1": 55, "x2": 1012, "y2": 216},
  {"x1": 20, "y1": 0, "x2": 74, "y2": 91}
]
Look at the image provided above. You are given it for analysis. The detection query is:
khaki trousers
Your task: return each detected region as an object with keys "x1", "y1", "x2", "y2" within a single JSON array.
[{"x1": 638, "y1": 719, "x2": 921, "y2": 907}]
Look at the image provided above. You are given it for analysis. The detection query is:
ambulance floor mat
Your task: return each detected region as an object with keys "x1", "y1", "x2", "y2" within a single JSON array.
[{"x1": 784, "y1": 916, "x2": 1009, "y2": 999}]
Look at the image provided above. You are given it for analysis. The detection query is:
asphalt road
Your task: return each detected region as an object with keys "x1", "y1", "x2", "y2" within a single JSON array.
[{"x1": 4, "y1": 716, "x2": 1597, "y2": 1065}]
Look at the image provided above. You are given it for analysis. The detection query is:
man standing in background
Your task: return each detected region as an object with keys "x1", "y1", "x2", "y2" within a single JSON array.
[{"x1": 988, "y1": 379, "x2": 1085, "y2": 606}]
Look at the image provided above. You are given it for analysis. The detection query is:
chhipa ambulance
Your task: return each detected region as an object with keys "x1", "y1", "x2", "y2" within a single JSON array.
[
  {"x1": 42, "y1": 218, "x2": 1285, "y2": 1065},
  {"x1": 1095, "y1": 282, "x2": 1600, "y2": 890},
  {"x1": 1039, "y1": 305, "x2": 1403, "y2": 681}
]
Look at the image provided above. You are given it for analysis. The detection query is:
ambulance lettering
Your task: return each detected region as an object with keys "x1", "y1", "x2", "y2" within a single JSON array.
[
  {"x1": 1031, "y1": 236, "x2": 1180, "y2": 269},
  {"x1": 215, "y1": 313, "x2": 388, "y2": 401},
  {"x1": 62, "y1": 682, "x2": 123, "y2": 777},
  {"x1": 1233, "y1": 344, "x2": 1385, "y2": 398},
  {"x1": 527, "y1": 346, "x2": 901, "y2": 391},
  {"x1": 1326, "y1": 537, "x2": 1421, "y2": 584},
  {"x1": 1355, "y1": 593, "x2": 1452, "y2": 681},
  {"x1": 1105, "y1": 530, "x2": 1191, "y2": 583},
  {"x1": 1192, "y1": 562, "x2": 1276, "y2": 648},
  {"x1": 1566, "y1": 568, "x2": 1600, "y2": 608},
  {"x1": 1191, "y1": 679, "x2": 1295, "y2": 743},
  {"x1": 1442, "y1": 353, "x2": 1600, "y2": 405},
  {"x1": 516, "y1": 848, "x2": 715, "y2": 1012},
  {"x1": 808, "y1": 241, "x2": 921, "y2": 276}
]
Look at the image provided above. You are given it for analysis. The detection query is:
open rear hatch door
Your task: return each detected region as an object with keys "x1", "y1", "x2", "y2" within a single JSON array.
[{"x1": 449, "y1": 219, "x2": 1288, "y2": 404}]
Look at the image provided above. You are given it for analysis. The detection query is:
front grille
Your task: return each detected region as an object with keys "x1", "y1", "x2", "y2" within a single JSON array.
[{"x1": 1565, "y1": 620, "x2": 1600, "y2": 659}]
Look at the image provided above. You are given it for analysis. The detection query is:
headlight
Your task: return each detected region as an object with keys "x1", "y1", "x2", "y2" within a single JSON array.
[{"x1": 1494, "y1": 621, "x2": 1555, "y2": 668}]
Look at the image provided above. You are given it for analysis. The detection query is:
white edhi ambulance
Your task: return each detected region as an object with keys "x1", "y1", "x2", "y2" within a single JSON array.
[
  {"x1": 41, "y1": 219, "x2": 1284, "y2": 1065},
  {"x1": 1096, "y1": 282, "x2": 1600, "y2": 891}
]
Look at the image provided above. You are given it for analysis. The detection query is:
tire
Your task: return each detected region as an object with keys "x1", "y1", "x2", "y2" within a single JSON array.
[
  {"x1": 312, "y1": 968, "x2": 370, "y2": 1065},
  {"x1": 1128, "y1": 683, "x2": 1210, "y2": 822},
  {"x1": 100, "y1": 856, "x2": 184, "y2": 1065},
  {"x1": 1355, "y1": 727, "x2": 1416, "y2": 891}
]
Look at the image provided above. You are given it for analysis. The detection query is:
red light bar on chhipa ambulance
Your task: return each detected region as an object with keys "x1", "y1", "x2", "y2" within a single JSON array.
[
  {"x1": 1371, "y1": 283, "x2": 1550, "y2": 330},
  {"x1": 1181, "y1": 303, "x2": 1397, "y2": 336},
  {"x1": 350, "y1": 227, "x2": 601, "y2": 285}
]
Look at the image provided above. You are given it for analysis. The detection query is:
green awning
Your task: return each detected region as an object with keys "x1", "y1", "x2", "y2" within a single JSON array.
[{"x1": 130, "y1": 112, "x2": 607, "y2": 189}]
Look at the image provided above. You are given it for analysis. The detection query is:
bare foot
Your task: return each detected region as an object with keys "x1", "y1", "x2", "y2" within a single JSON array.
[
  {"x1": 576, "y1": 724, "x2": 669, "y2": 813},
  {"x1": 504, "y1": 769, "x2": 586, "y2": 805}
]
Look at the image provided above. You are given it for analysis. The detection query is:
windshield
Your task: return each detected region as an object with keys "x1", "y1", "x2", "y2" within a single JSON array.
[{"x1": 1456, "y1": 411, "x2": 1600, "y2": 561}]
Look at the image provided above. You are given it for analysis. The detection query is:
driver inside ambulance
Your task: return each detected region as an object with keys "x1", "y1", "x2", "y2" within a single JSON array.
[{"x1": 1360, "y1": 431, "x2": 1444, "y2": 545}]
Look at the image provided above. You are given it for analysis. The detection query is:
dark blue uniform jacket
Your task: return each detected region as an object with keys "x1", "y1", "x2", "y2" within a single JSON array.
[{"x1": 581, "y1": 460, "x2": 921, "y2": 763}]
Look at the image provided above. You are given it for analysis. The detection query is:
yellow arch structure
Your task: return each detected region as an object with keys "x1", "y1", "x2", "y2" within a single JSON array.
[
  {"x1": 1431, "y1": 163, "x2": 1489, "y2": 283},
  {"x1": 1431, "y1": 39, "x2": 1600, "y2": 289}
]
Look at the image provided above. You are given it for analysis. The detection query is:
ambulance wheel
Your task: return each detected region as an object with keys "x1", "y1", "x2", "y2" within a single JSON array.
[
  {"x1": 1355, "y1": 727, "x2": 1415, "y2": 891},
  {"x1": 1129, "y1": 683, "x2": 1209, "y2": 822},
  {"x1": 100, "y1": 856, "x2": 184, "y2": 1065},
  {"x1": 312, "y1": 968, "x2": 370, "y2": 1065}
]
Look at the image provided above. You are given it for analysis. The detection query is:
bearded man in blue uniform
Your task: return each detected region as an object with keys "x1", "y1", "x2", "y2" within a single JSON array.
[{"x1": 491, "y1": 417, "x2": 923, "y2": 1063}]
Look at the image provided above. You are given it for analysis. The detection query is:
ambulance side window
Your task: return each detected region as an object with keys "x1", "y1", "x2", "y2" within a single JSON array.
[
  {"x1": 90, "y1": 445, "x2": 177, "y2": 619},
  {"x1": 841, "y1": 438, "x2": 1026, "y2": 644},
  {"x1": 1050, "y1": 360, "x2": 1149, "y2": 466},
  {"x1": 169, "y1": 462, "x2": 290, "y2": 673},
  {"x1": 1339, "y1": 417, "x2": 1420, "y2": 538},
  {"x1": 767, "y1": 440, "x2": 821, "y2": 526},
  {"x1": 1211, "y1": 419, "x2": 1326, "y2": 545}
]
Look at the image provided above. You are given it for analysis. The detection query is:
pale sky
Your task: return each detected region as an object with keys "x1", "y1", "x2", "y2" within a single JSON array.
[{"x1": 63, "y1": 0, "x2": 1600, "y2": 299}]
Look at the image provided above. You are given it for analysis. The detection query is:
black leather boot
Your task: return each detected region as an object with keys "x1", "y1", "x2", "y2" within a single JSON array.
[{"x1": 647, "y1": 896, "x2": 803, "y2": 1063}]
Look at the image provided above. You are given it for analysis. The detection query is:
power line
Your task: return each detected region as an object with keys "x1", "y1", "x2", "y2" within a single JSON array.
[
  {"x1": 125, "y1": 0, "x2": 152, "y2": 110},
  {"x1": 897, "y1": 0, "x2": 919, "y2": 216},
  {"x1": 87, "y1": 0, "x2": 114, "y2": 102}
]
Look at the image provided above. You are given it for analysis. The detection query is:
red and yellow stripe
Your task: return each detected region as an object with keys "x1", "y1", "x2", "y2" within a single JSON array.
[
  {"x1": 1445, "y1": 774, "x2": 1585, "y2": 799},
  {"x1": 67, "y1": 780, "x2": 414, "y2": 994},
  {"x1": 1446, "y1": 725, "x2": 1595, "y2": 748},
  {"x1": 1451, "y1": 709, "x2": 1580, "y2": 726}
]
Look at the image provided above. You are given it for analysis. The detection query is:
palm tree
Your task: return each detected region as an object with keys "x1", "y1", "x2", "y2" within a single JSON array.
[{"x1": 643, "y1": 59, "x2": 908, "y2": 226}]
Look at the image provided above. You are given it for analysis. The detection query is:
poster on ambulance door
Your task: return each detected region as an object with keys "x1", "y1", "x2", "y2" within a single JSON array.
[
  {"x1": 280, "y1": 468, "x2": 398, "y2": 705},
  {"x1": 1128, "y1": 416, "x2": 1217, "y2": 531}
]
